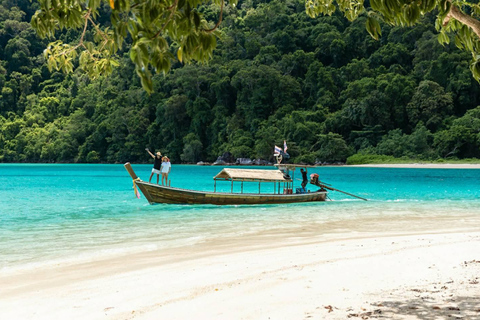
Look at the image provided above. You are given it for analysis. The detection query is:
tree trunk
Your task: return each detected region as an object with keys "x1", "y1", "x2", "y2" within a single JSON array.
[{"x1": 446, "y1": 5, "x2": 480, "y2": 39}]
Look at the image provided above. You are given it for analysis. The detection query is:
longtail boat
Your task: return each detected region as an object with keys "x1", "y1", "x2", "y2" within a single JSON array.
[{"x1": 124, "y1": 162, "x2": 328, "y2": 205}]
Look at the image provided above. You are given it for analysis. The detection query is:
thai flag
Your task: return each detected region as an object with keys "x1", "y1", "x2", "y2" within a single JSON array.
[
  {"x1": 284, "y1": 140, "x2": 288, "y2": 153},
  {"x1": 274, "y1": 145, "x2": 282, "y2": 154}
]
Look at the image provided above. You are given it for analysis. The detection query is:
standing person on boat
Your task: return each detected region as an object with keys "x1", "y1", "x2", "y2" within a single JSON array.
[
  {"x1": 146, "y1": 148, "x2": 162, "y2": 184},
  {"x1": 301, "y1": 168, "x2": 308, "y2": 191},
  {"x1": 161, "y1": 156, "x2": 171, "y2": 186}
]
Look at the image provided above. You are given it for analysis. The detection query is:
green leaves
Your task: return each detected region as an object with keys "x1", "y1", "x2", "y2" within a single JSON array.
[
  {"x1": 420, "y1": 0, "x2": 437, "y2": 13},
  {"x1": 44, "y1": 41, "x2": 77, "y2": 74},
  {"x1": 29, "y1": 0, "x2": 480, "y2": 93},
  {"x1": 304, "y1": 0, "x2": 480, "y2": 85},
  {"x1": 337, "y1": 0, "x2": 365, "y2": 21},
  {"x1": 177, "y1": 47, "x2": 183, "y2": 63},
  {"x1": 435, "y1": 5, "x2": 480, "y2": 84},
  {"x1": 32, "y1": 0, "x2": 232, "y2": 93},
  {"x1": 366, "y1": 15, "x2": 382, "y2": 40},
  {"x1": 438, "y1": 0, "x2": 452, "y2": 16},
  {"x1": 437, "y1": 30, "x2": 450, "y2": 45},
  {"x1": 471, "y1": 58, "x2": 480, "y2": 81},
  {"x1": 368, "y1": 0, "x2": 426, "y2": 27},
  {"x1": 32, "y1": 0, "x2": 84, "y2": 37},
  {"x1": 305, "y1": 0, "x2": 337, "y2": 18}
]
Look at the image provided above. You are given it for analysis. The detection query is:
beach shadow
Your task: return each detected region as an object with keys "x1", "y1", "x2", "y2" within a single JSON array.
[{"x1": 348, "y1": 295, "x2": 480, "y2": 319}]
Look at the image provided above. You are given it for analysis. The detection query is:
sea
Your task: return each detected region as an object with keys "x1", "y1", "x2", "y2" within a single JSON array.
[{"x1": 1, "y1": 164, "x2": 479, "y2": 272}]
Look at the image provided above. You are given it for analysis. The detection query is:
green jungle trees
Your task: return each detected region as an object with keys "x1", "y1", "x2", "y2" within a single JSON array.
[
  {"x1": 1, "y1": 0, "x2": 480, "y2": 164},
  {"x1": 30, "y1": 0, "x2": 480, "y2": 91}
]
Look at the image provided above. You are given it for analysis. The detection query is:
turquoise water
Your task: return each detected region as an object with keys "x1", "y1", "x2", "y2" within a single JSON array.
[{"x1": 1, "y1": 164, "x2": 479, "y2": 271}]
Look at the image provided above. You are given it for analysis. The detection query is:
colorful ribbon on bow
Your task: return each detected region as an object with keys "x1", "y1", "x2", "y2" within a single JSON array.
[{"x1": 132, "y1": 178, "x2": 141, "y2": 199}]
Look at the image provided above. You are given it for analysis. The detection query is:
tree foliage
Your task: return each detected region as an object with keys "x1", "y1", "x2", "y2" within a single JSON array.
[
  {"x1": 1, "y1": 0, "x2": 480, "y2": 164},
  {"x1": 31, "y1": 0, "x2": 235, "y2": 92},
  {"x1": 306, "y1": 0, "x2": 480, "y2": 84},
  {"x1": 31, "y1": 0, "x2": 480, "y2": 90}
]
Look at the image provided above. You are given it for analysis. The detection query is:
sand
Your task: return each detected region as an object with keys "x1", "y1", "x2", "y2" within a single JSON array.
[{"x1": 1, "y1": 221, "x2": 479, "y2": 320}]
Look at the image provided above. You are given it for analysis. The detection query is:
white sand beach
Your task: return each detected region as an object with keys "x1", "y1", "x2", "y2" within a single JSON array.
[{"x1": 1, "y1": 217, "x2": 479, "y2": 320}]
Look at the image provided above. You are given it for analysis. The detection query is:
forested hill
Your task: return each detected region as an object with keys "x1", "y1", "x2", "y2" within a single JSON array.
[{"x1": 1, "y1": 0, "x2": 480, "y2": 164}]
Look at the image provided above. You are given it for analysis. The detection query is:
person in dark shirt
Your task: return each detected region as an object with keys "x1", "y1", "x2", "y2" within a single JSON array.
[
  {"x1": 300, "y1": 168, "x2": 308, "y2": 191},
  {"x1": 146, "y1": 148, "x2": 162, "y2": 184}
]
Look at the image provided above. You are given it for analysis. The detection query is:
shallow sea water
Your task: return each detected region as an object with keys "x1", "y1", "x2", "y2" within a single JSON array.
[{"x1": 1, "y1": 164, "x2": 479, "y2": 271}]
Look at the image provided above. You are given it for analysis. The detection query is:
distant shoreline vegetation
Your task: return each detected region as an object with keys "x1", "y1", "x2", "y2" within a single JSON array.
[
  {"x1": 346, "y1": 154, "x2": 480, "y2": 165},
  {"x1": 2, "y1": 155, "x2": 480, "y2": 166}
]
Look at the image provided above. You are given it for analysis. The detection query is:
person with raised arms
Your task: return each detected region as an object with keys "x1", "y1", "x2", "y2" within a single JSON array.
[{"x1": 146, "y1": 148, "x2": 162, "y2": 184}]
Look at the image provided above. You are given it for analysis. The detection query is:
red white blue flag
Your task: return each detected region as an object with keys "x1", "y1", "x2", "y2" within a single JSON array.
[
  {"x1": 284, "y1": 140, "x2": 288, "y2": 153},
  {"x1": 274, "y1": 145, "x2": 282, "y2": 154}
]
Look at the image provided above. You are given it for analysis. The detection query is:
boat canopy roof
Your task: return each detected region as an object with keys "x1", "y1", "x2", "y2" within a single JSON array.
[{"x1": 214, "y1": 168, "x2": 291, "y2": 182}]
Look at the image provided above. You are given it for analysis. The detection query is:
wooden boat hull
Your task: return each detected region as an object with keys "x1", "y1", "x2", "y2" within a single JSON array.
[
  {"x1": 135, "y1": 180, "x2": 327, "y2": 205},
  {"x1": 124, "y1": 162, "x2": 327, "y2": 205}
]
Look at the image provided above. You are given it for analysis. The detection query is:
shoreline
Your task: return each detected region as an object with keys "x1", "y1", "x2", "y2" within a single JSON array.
[
  {"x1": 1, "y1": 218, "x2": 479, "y2": 320},
  {"x1": 347, "y1": 163, "x2": 480, "y2": 169},
  {"x1": 2, "y1": 162, "x2": 480, "y2": 169}
]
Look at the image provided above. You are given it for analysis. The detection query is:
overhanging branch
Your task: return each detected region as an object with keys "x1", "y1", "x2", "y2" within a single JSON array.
[
  {"x1": 445, "y1": 4, "x2": 480, "y2": 39},
  {"x1": 205, "y1": 0, "x2": 224, "y2": 32}
]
